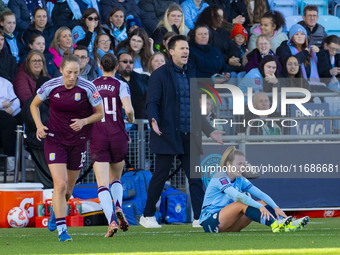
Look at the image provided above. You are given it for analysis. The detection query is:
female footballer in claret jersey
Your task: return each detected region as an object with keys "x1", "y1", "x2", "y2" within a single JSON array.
[
  {"x1": 91, "y1": 53, "x2": 134, "y2": 237},
  {"x1": 30, "y1": 55, "x2": 104, "y2": 242}
]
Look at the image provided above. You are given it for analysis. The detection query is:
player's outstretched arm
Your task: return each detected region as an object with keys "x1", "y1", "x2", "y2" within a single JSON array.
[
  {"x1": 247, "y1": 186, "x2": 287, "y2": 219},
  {"x1": 224, "y1": 186, "x2": 263, "y2": 209}
]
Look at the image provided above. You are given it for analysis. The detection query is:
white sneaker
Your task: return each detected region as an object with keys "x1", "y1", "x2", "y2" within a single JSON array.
[
  {"x1": 139, "y1": 216, "x2": 161, "y2": 228},
  {"x1": 6, "y1": 157, "x2": 15, "y2": 171},
  {"x1": 192, "y1": 219, "x2": 201, "y2": 228}
]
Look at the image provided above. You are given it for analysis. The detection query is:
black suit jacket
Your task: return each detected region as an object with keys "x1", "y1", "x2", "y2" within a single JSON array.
[{"x1": 146, "y1": 61, "x2": 214, "y2": 155}]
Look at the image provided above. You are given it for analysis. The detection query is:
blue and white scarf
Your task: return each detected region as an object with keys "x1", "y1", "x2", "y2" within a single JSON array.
[
  {"x1": 110, "y1": 23, "x2": 127, "y2": 45},
  {"x1": 81, "y1": 0, "x2": 99, "y2": 13},
  {"x1": 97, "y1": 48, "x2": 114, "y2": 59},
  {"x1": 288, "y1": 41, "x2": 320, "y2": 82},
  {"x1": 56, "y1": 0, "x2": 82, "y2": 20}
]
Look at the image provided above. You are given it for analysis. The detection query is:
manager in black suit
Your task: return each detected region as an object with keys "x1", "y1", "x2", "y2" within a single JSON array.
[{"x1": 139, "y1": 35, "x2": 224, "y2": 228}]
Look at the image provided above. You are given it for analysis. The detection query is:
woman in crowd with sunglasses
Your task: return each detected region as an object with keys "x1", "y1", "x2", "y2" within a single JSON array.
[{"x1": 72, "y1": 8, "x2": 103, "y2": 56}]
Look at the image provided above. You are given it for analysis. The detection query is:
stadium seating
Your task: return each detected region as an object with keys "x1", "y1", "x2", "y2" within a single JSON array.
[
  {"x1": 300, "y1": 0, "x2": 329, "y2": 15},
  {"x1": 273, "y1": 0, "x2": 299, "y2": 16},
  {"x1": 329, "y1": 0, "x2": 334, "y2": 8},
  {"x1": 283, "y1": 15, "x2": 303, "y2": 33},
  {"x1": 331, "y1": 0, "x2": 340, "y2": 16},
  {"x1": 318, "y1": 15, "x2": 340, "y2": 36}
]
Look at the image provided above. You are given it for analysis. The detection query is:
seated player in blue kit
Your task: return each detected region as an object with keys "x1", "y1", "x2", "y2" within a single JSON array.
[{"x1": 199, "y1": 146, "x2": 309, "y2": 233}]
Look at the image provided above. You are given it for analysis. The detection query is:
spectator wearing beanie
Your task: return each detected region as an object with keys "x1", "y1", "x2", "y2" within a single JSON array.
[
  {"x1": 276, "y1": 23, "x2": 320, "y2": 82},
  {"x1": 126, "y1": 17, "x2": 142, "y2": 35},
  {"x1": 229, "y1": 23, "x2": 248, "y2": 76}
]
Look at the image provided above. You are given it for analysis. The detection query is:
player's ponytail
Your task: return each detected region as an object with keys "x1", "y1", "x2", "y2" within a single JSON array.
[
  {"x1": 220, "y1": 146, "x2": 245, "y2": 167},
  {"x1": 101, "y1": 53, "x2": 118, "y2": 72}
]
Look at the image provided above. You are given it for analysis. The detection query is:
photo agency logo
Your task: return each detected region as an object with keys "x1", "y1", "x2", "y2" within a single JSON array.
[{"x1": 200, "y1": 84, "x2": 312, "y2": 129}]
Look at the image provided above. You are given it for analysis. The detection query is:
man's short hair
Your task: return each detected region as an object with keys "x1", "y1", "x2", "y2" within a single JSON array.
[
  {"x1": 116, "y1": 48, "x2": 131, "y2": 60},
  {"x1": 303, "y1": 5, "x2": 318, "y2": 16},
  {"x1": 168, "y1": 35, "x2": 188, "y2": 50},
  {"x1": 324, "y1": 35, "x2": 340, "y2": 45},
  {"x1": 74, "y1": 45, "x2": 89, "y2": 56}
]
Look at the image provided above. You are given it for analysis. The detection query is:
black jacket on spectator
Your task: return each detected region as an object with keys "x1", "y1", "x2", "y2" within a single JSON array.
[
  {"x1": 276, "y1": 40, "x2": 311, "y2": 78},
  {"x1": 298, "y1": 20, "x2": 327, "y2": 48},
  {"x1": 228, "y1": 0, "x2": 270, "y2": 30},
  {"x1": 317, "y1": 49, "x2": 340, "y2": 80},
  {"x1": 228, "y1": 40, "x2": 247, "y2": 72},
  {"x1": 22, "y1": 23, "x2": 56, "y2": 51},
  {"x1": 188, "y1": 41, "x2": 229, "y2": 78},
  {"x1": 208, "y1": 27, "x2": 235, "y2": 65},
  {"x1": 8, "y1": 0, "x2": 48, "y2": 32},
  {"x1": 115, "y1": 71, "x2": 149, "y2": 119},
  {"x1": 0, "y1": 49, "x2": 18, "y2": 83},
  {"x1": 152, "y1": 25, "x2": 179, "y2": 46},
  {"x1": 51, "y1": 1, "x2": 79, "y2": 29},
  {"x1": 100, "y1": 0, "x2": 156, "y2": 36},
  {"x1": 138, "y1": 0, "x2": 179, "y2": 35}
]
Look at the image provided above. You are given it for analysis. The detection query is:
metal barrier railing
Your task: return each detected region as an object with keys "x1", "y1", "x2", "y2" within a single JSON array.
[{"x1": 8, "y1": 91, "x2": 340, "y2": 188}]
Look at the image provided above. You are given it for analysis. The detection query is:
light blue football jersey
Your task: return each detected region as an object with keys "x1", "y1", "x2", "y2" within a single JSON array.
[{"x1": 199, "y1": 172, "x2": 253, "y2": 224}]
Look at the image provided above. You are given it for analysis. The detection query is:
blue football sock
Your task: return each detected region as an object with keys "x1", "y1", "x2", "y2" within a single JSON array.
[
  {"x1": 265, "y1": 205, "x2": 283, "y2": 220},
  {"x1": 245, "y1": 206, "x2": 275, "y2": 226}
]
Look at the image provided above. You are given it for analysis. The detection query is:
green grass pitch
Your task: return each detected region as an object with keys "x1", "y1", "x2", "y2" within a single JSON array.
[{"x1": 1, "y1": 218, "x2": 340, "y2": 255}]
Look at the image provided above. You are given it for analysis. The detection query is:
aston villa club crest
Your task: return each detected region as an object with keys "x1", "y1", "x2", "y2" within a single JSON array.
[
  {"x1": 49, "y1": 153, "x2": 55, "y2": 161},
  {"x1": 75, "y1": 93, "x2": 81, "y2": 101}
]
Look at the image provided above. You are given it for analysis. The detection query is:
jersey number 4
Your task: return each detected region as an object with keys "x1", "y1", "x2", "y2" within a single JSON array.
[{"x1": 102, "y1": 97, "x2": 117, "y2": 122}]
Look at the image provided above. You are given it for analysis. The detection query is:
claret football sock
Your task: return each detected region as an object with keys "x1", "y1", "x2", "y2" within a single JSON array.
[{"x1": 56, "y1": 217, "x2": 67, "y2": 235}]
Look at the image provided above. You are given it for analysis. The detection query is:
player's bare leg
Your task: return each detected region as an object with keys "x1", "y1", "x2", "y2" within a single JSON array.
[
  {"x1": 49, "y1": 164, "x2": 72, "y2": 241},
  {"x1": 94, "y1": 162, "x2": 118, "y2": 237},
  {"x1": 66, "y1": 169, "x2": 81, "y2": 201},
  {"x1": 218, "y1": 201, "x2": 249, "y2": 232}
]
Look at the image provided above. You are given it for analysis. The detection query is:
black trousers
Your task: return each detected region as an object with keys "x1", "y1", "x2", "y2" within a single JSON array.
[
  {"x1": 31, "y1": 148, "x2": 53, "y2": 189},
  {"x1": 0, "y1": 111, "x2": 21, "y2": 156},
  {"x1": 143, "y1": 133, "x2": 204, "y2": 220}
]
